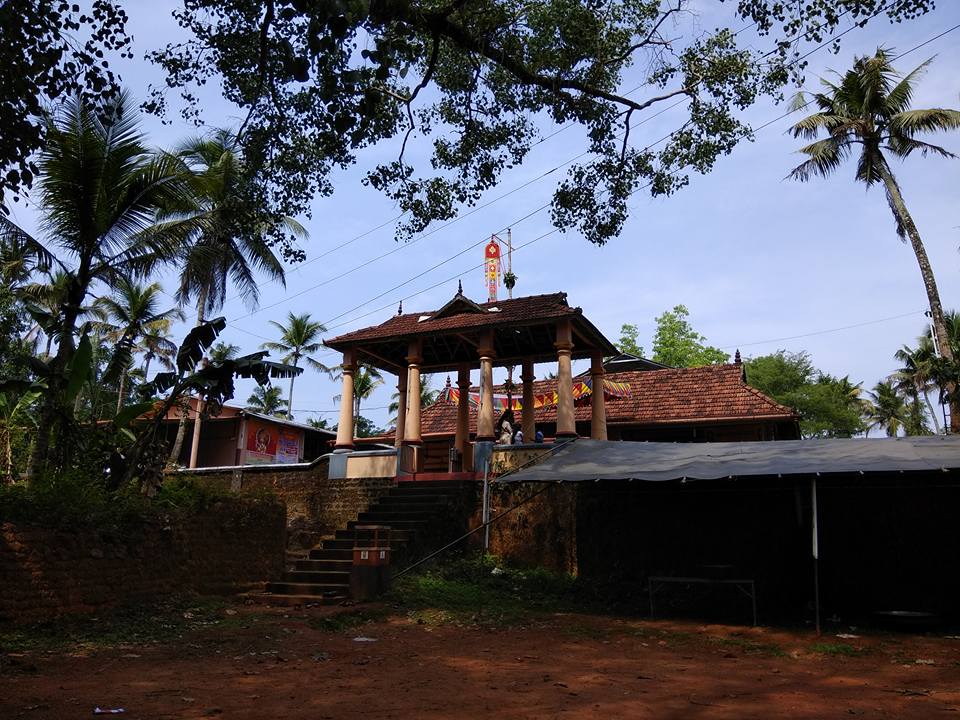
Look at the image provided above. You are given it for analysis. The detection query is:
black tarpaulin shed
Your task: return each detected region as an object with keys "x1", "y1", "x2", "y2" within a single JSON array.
[{"x1": 500, "y1": 437, "x2": 960, "y2": 484}]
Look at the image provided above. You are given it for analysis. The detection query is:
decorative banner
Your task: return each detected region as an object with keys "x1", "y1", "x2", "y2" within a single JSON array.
[
  {"x1": 276, "y1": 430, "x2": 301, "y2": 464},
  {"x1": 484, "y1": 238, "x2": 501, "y2": 302},
  {"x1": 441, "y1": 379, "x2": 630, "y2": 410},
  {"x1": 246, "y1": 419, "x2": 278, "y2": 464}
]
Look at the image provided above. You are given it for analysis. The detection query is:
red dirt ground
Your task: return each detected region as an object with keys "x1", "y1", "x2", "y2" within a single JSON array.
[{"x1": 2, "y1": 603, "x2": 959, "y2": 719}]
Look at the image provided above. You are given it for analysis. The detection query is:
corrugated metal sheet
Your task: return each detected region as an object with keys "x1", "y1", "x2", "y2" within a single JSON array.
[{"x1": 500, "y1": 437, "x2": 960, "y2": 483}]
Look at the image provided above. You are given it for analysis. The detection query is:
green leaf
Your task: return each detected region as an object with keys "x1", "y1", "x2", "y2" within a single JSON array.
[
  {"x1": 176, "y1": 317, "x2": 226, "y2": 373},
  {"x1": 66, "y1": 333, "x2": 93, "y2": 403},
  {"x1": 114, "y1": 401, "x2": 157, "y2": 428}
]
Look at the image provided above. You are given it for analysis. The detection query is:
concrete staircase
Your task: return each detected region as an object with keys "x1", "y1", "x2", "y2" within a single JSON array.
[{"x1": 254, "y1": 479, "x2": 474, "y2": 605}]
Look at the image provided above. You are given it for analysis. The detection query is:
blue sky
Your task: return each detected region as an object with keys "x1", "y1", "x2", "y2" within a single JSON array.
[{"x1": 9, "y1": 3, "x2": 960, "y2": 430}]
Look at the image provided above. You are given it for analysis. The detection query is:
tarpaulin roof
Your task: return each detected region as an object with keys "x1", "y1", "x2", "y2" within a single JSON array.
[{"x1": 500, "y1": 437, "x2": 960, "y2": 483}]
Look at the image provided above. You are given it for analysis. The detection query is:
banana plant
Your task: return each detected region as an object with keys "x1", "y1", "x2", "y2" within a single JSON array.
[{"x1": 124, "y1": 317, "x2": 302, "y2": 491}]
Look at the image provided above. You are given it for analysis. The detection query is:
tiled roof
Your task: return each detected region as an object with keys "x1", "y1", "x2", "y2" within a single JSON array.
[
  {"x1": 414, "y1": 364, "x2": 797, "y2": 436},
  {"x1": 326, "y1": 292, "x2": 579, "y2": 346}
]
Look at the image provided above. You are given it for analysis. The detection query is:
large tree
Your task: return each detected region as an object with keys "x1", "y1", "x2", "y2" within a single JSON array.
[
  {"x1": 0, "y1": 1, "x2": 131, "y2": 210},
  {"x1": 744, "y1": 350, "x2": 866, "y2": 438},
  {"x1": 162, "y1": 130, "x2": 296, "y2": 463},
  {"x1": 651, "y1": 304, "x2": 728, "y2": 368},
  {"x1": 11, "y1": 93, "x2": 189, "y2": 476},
  {"x1": 788, "y1": 49, "x2": 960, "y2": 431},
  {"x1": 144, "y1": 1, "x2": 935, "y2": 252}
]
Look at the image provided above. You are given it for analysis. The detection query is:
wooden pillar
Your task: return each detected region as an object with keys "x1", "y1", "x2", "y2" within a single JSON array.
[
  {"x1": 521, "y1": 359, "x2": 535, "y2": 442},
  {"x1": 394, "y1": 370, "x2": 407, "y2": 449},
  {"x1": 403, "y1": 339, "x2": 423, "y2": 446},
  {"x1": 455, "y1": 365, "x2": 471, "y2": 456},
  {"x1": 590, "y1": 352, "x2": 607, "y2": 440},
  {"x1": 334, "y1": 350, "x2": 357, "y2": 451},
  {"x1": 555, "y1": 319, "x2": 577, "y2": 438},
  {"x1": 477, "y1": 331, "x2": 496, "y2": 441}
]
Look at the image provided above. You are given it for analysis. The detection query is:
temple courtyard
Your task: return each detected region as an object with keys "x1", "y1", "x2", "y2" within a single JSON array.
[{"x1": 3, "y1": 592, "x2": 960, "y2": 719}]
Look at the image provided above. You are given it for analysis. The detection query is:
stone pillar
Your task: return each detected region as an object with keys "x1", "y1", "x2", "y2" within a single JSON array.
[
  {"x1": 521, "y1": 359, "x2": 535, "y2": 442},
  {"x1": 394, "y1": 370, "x2": 407, "y2": 449},
  {"x1": 476, "y1": 331, "x2": 496, "y2": 441},
  {"x1": 334, "y1": 349, "x2": 357, "y2": 452},
  {"x1": 590, "y1": 352, "x2": 607, "y2": 440},
  {"x1": 188, "y1": 397, "x2": 203, "y2": 469},
  {"x1": 555, "y1": 319, "x2": 577, "y2": 439},
  {"x1": 455, "y1": 365, "x2": 471, "y2": 457},
  {"x1": 403, "y1": 339, "x2": 423, "y2": 446}
]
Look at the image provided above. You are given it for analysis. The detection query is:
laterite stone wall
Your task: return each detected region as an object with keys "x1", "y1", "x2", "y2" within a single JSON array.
[
  {"x1": 0, "y1": 499, "x2": 286, "y2": 624},
  {"x1": 179, "y1": 458, "x2": 396, "y2": 549}
]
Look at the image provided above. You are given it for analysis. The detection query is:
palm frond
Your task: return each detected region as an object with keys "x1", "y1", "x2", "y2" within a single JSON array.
[
  {"x1": 885, "y1": 57, "x2": 933, "y2": 114},
  {"x1": 787, "y1": 139, "x2": 849, "y2": 181},
  {"x1": 885, "y1": 136, "x2": 956, "y2": 160},
  {"x1": 889, "y1": 108, "x2": 960, "y2": 137}
]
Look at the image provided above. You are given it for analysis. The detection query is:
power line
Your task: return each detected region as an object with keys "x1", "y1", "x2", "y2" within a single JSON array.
[
  {"x1": 719, "y1": 310, "x2": 927, "y2": 351},
  {"x1": 314, "y1": 19, "x2": 959, "y2": 344},
  {"x1": 181, "y1": 7, "x2": 886, "y2": 328}
]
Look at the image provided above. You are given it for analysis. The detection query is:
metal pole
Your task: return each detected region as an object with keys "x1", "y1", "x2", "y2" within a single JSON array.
[
  {"x1": 507, "y1": 228, "x2": 513, "y2": 299},
  {"x1": 482, "y1": 461, "x2": 491, "y2": 550},
  {"x1": 811, "y1": 476, "x2": 821, "y2": 635}
]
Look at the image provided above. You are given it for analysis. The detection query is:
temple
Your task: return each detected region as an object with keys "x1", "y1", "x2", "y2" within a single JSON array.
[
  {"x1": 324, "y1": 290, "x2": 617, "y2": 473},
  {"x1": 324, "y1": 290, "x2": 798, "y2": 476}
]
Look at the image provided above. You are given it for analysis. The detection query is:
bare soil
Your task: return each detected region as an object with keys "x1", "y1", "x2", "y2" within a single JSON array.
[{"x1": 2, "y1": 602, "x2": 959, "y2": 719}]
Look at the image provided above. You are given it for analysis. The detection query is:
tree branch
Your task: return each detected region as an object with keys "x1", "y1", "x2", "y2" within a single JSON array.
[
  {"x1": 430, "y1": 14, "x2": 692, "y2": 113},
  {"x1": 399, "y1": 33, "x2": 441, "y2": 168},
  {"x1": 237, "y1": 0, "x2": 275, "y2": 142}
]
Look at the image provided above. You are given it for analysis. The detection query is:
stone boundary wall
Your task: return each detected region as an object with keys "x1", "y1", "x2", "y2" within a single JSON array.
[
  {"x1": 471, "y1": 481, "x2": 578, "y2": 574},
  {"x1": 0, "y1": 499, "x2": 286, "y2": 624},
  {"x1": 178, "y1": 458, "x2": 396, "y2": 549}
]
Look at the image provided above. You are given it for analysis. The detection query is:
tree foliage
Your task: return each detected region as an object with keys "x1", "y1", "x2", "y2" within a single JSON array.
[
  {"x1": 616, "y1": 323, "x2": 643, "y2": 357},
  {"x1": 744, "y1": 350, "x2": 866, "y2": 438},
  {"x1": 143, "y1": 0, "x2": 933, "y2": 252},
  {"x1": 650, "y1": 305, "x2": 727, "y2": 367},
  {"x1": 0, "y1": 0, "x2": 132, "y2": 210},
  {"x1": 788, "y1": 48, "x2": 960, "y2": 430},
  {"x1": 246, "y1": 384, "x2": 288, "y2": 416}
]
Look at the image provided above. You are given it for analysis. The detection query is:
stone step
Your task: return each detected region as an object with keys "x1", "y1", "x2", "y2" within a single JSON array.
[
  {"x1": 347, "y1": 519, "x2": 425, "y2": 531},
  {"x1": 266, "y1": 581, "x2": 349, "y2": 596},
  {"x1": 335, "y1": 528, "x2": 412, "y2": 542},
  {"x1": 308, "y1": 547, "x2": 353, "y2": 560},
  {"x1": 388, "y1": 483, "x2": 468, "y2": 494},
  {"x1": 245, "y1": 592, "x2": 347, "y2": 607},
  {"x1": 357, "y1": 510, "x2": 432, "y2": 522},
  {"x1": 294, "y1": 558, "x2": 352, "y2": 572},
  {"x1": 370, "y1": 499, "x2": 446, "y2": 512},
  {"x1": 284, "y1": 570, "x2": 351, "y2": 584},
  {"x1": 320, "y1": 538, "x2": 409, "y2": 551},
  {"x1": 398, "y1": 474, "x2": 477, "y2": 484}
]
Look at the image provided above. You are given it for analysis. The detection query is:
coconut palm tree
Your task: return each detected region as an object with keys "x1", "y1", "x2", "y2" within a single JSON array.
[
  {"x1": 164, "y1": 130, "x2": 299, "y2": 320},
  {"x1": 788, "y1": 48, "x2": 960, "y2": 431},
  {"x1": 894, "y1": 337, "x2": 941, "y2": 434},
  {"x1": 13, "y1": 92, "x2": 191, "y2": 475},
  {"x1": 208, "y1": 342, "x2": 241, "y2": 363},
  {"x1": 137, "y1": 317, "x2": 178, "y2": 381},
  {"x1": 864, "y1": 380, "x2": 907, "y2": 438},
  {"x1": 388, "y1": 374, "x2": 439, "y2": 426},
  {"x1": 161, "y1": 130, "x2": 302, "y2": 464},
  {"x1": 261, "y1": 312, "x2": 332, "y2": 420},
  {"x1": 93, "y1": 278, "x2": 185, "y2": 413},
  {"x1": 246, "y1": 385, "x2": 288, "y2": 417}
]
